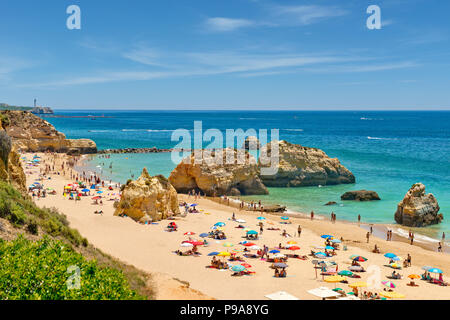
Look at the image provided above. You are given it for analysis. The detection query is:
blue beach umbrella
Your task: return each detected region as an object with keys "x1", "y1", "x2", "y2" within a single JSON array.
[
  {"x1": 281, "y1": 216, "x2": 289, "y2": 220},
  {"x1": 428, "y1": 268, "x2": 443, "y2": 274},
  {"x1": 269, "y1": 250, "x2": 280, "y2": 254},
  {"x1": 392, "y1": 256, "x2": 400, "y2": 261},
  {"x1": 384, "y1": 253, "x2": 397, "y2": 259},
  {"x1": 422, "y1": 266, "x2": 433, "y2": 271},
  {"x1": 231, "y1": 265, "x2": 246, "y2": 272},
  {"x1": 207, "y1": 252, "x2": 219, "y2": 256},
  {"x1": 257, "y1": 217, "x2": 266, "y2": 220},
  {"x1": 321, "y1": 235, "x2": 334, "y2": 239},
  {"x1": 214, "y1": 222, "x2": 226, "y2": 227},
  {"x1": 81, "y1": 189, "x2": 90, "y2": 192},
  {"x1": 315, "y1": 252, "x2": 328, "y2": 258},
  {"x1": 325, "y1": 246, "x2": 335, "y2": 250},
  {"x1": 331, "y1": 239, "x2": 341, "y2": 243},
  {"x1": 246, "y1": 230, "x2": 258, "y2": 235},
  {"x1": 190, "y1": 204, "x2": 198, "y2": 207},
  {"x1": 199, "y1": 233, "x2": 209, "y2": 238},
  {"x1": 96, "y1": 190, "x2": 103, "y2": 194}
]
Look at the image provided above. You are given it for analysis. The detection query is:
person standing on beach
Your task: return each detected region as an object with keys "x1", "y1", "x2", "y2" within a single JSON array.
[
  {"x1": 358, "y1": 214, "x2": 361, "y2": 224},
  {"x1": 311, "y1": 211, "x2": 314, "y2": 220},
  {"x1": 370, "y1": 225, "x2": 373, "y2": 235},
  {"x1": 410, "y1": 233, "x2": 414, "y2": 245},
  {"x1": 438, "y1": 242, "x2": 442, "y2": 252},
  {"x1": 366, "y1": 232, "x2": 370, "y2": 243},
  {"x1": 297, "y1": 225, "x2": 302, "y2": 237},
  {"x1": 407, "y1": 254, "x2": 411, "y2": 267},
  {"x1": 443, "y1": 232, "x2": 446, "y2": 242}
]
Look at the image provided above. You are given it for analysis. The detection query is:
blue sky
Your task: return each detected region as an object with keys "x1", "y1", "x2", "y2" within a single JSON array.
[{"x1": 1, "y1": 0, "x2": 449, "y2": 110}]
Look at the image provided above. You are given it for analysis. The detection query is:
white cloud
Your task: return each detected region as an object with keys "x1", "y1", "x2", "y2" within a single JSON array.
[
  {"x1": 273, "y1": 5, "x2": 348, "y2": 26},
  {"x1": 205, "y1": 17, "x2": 255, "y2": 32},
  {"x1": 304, "y1": 61, "x2": 418, "y2": 73}
]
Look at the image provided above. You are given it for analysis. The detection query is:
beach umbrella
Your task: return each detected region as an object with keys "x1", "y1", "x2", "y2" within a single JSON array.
[
  {"x1": 199, "y1": 233, "x2": 209, "y2": 238},
  {"x1": 217, "y1": 252, "x2": 231, "y2": 257},
  {"x1": 379, "y1": 291, "x2": 405, "y2": 299},
  {"x1": 246, "y1": 230, "x2": 258, "y2": 235},
  {"x1": 274, "y1": 263, "x2": 288, "y2": 268},
  {"x1": 223, "y1": 242, "x2": 234, "y2": 247},
  {"x1": 236, "y1": 219, "x2": 246, "y2": 223},
  {"x1": 269, "y1": 250, "x2": 280, "y2": 254},
  {"x1": 96, "y1": 190, "x2": 103, "y2": 194},
  {"x1": 257, "y1": 217, "x2": 266, "y2": 220},
  {"x1": 324, "y1": 275, "x2": 346, "y2": 283},
  {"x1": 231, "y1": 265, "x2": 246, "y2": 272},
  {"x1": 348, "y1": 266, "x2": 363, "y2": 272},
  {"x1": 325, "y1": 246, "x2": 335, "y2": 250},
  {"x1": 281, "y1": 216, "x2": 289, "y2": 220},
  {"x1": 207, "y1": 252, "x2": 219, "y2": 256},
  {"x1": 185, "y1": 241, "x2": 204, "y2": 246},
  {"x1": 249, "y1": 245, "x2": 261, "y2": 250},
  {"x1": 352, "y1": 256, "x2": 367, "y2": 262},
  {"x1": 81, "y1": 188, "x2": 90, "y2": 192},
  {"x1": 243, "y1": 242, "x2": 256, "y2": 247},
  {"x1": 315, "y1": 252, "x2": 328, "y2": 258},
  {"x1": 408, "y1": 274, "x2": 421, "y2": 279},
  {"x1": 382, "y1": 281, "x2": 396, "y2": 289},
  {"x1": 428, "y1": 268, "x2": 443, "y2": 274},
  {"x1": 348, "y1": 281, "x2": 367, "y2": 288},
  {"x1": 338, "y1": 270, "x2": 354, "y2": 277},
  {"x1": 91, "y1": 196, "x2": 101, "y2": 200},
  {"x1": 422, "y1": 266, "x2": 433, "y2": 271},
  {"x1": 214, "y1": 222, "x2": 226, "y2": 227},
  {"x1": 180, "y1": 243, "x2": 193, "y2": 247},
  {"x1": 287, "y1": 241, "x2": 297, "y2": 245},
  {"x1": 190, "y1": 204, "x2": 198, "y2": 207},
  {"x1": 273, "y1": 253, "x2": 286, "y2": 258},
  {"x1": 184, "y1": 232, "x2": 195, "y2": 236},
  {"x1": 384, "y1": 253, "x2": 397, "y2": 259},
  {"x1": 321, "y1": 235, "x2": 334, "y2": 239},
  {"x1": 331, "y1": 239, "x2": 341, "y2": 243},
  {"x1": 391, "y1": 256, "x2": 401, "y2": 261},
  {"x1": 289, "y1": 246, "x2": 301, "y2": 251},
  {"x1": 241, "y1": 263, "x2": 252, "y2": 268},
  {"x1": 389, "y1": 263, "x2": 401, "y2": 269}
]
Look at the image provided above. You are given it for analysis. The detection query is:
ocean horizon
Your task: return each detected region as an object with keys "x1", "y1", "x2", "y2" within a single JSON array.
[{"x1": 43, "y1": 110, "x2": 450, "y2": 243}]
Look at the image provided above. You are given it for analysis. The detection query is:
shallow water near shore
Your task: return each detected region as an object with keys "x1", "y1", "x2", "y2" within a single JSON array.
[{"x1": 50, "y1": 110, "x2": 450, "y2": 242}]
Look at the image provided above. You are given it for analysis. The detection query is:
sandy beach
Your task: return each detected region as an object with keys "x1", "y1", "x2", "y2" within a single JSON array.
[{"x1": 25, "y1": 152, "x2": 450, "y2": 300}]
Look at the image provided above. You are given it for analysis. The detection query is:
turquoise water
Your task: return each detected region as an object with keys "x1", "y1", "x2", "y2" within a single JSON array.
[{"x1": 47, "y1": 110, "x2": 450, "y2": 239}]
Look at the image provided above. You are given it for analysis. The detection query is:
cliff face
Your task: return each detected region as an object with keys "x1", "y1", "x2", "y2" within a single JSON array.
[
  {"x1": 258, "y1": 140, "x2": 355, "y2": 187},
  {"x1": 115, "y1": 168, "x2": 180, "y2": 222},
  {"x1": 169, "y1": 148, "x2": 268, "y2": 196},
  {"x1": 0, "y1": 111, "x2": 97, "y2": 154},
  {"x1": 395, "y1": 183, "x2": 443, "y2": 227},
  {"x1": 31, "y1": 107, "x2": 54, "y2": 114}
]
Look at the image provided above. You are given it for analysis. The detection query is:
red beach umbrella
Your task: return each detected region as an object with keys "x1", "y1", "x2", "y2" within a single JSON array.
[
  {"x1": 241, "y1": 263, "x2": 252, "y2": 268},
  {"x1": 289, "y1": 246, "x2": 301, "y2": 251},
  {"x1": 243, "y1": 242, "x2": 256, "y2": 247},
  {"x1": 184, "y1": 232, "x2": 195, "y2": 236}
]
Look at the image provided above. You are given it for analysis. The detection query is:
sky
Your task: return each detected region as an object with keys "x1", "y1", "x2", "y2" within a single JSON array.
[{"x1": 0, "y1": 0, "x2": 449, "y2": 110}]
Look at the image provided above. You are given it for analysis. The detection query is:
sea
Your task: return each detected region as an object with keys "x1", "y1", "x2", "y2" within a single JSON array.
[{"x1": 44, "y1": 110, "x2": 450, "y2": 244}]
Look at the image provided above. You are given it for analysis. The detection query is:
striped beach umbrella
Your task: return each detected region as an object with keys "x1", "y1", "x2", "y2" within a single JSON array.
[{"x1": 382, "y1": 280, "x2": 396, "y2": 289}]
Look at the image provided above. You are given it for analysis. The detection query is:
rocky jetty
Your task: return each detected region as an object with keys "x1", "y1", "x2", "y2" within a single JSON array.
[
  {"x1": 31, "y1": 106, "x2": 54, "y2": 114},
  {"x1": 325, "y1": 201, "x2": 337, "y2": 206},
  {"x1": 0, "y1": 111, "x2": 97, "y2": 154},
  {"x1": 258, "y1": 140, "x2": 355, "y2": 187},
  {"x1": 341, "y1": 190, "x2": 381, "y2": 201},
  {"x1": 243, "y1": 136, "x2": 260, "y2": 150},
  {"x1": 394, "y1": 183, "x2": 443, "y2": 227},
  {"x1": 169, "y1": 148, "x2": 268, "y2": 196},
  {"x1": 114, "y1": 168, "x2": 180, "y2": 222}
]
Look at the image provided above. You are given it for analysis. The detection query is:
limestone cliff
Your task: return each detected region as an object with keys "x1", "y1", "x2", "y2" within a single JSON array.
[
  {"x1": 115, "y1": 168, "x2": 180, "y2": 222},
  {"x1": 169, "y1": 148, "x2": 268, "y2": 196},
  {"x1": 0, "y1": 111, "x2": 97, "y2": 154},
  {"x1": 258, "y1": 140, "x2": 355, "y2": 187},
  {"x1": 394, "y1": 183, "x2": 443, "y2": 227}
]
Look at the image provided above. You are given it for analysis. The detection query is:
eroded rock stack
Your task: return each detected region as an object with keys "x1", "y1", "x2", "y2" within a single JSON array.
[
  {"x1": 114, "y1": 168, "x2": 180, "y2": 222},
  {"x1": 258, "y1": 140, "x2": 355, "y2": 187},
  {"x1": 169, "y1": 148, "x2": 268, "y2": 196},
  {"x1": 394, "y1": 183, "x2": 443, "y2": 227}
]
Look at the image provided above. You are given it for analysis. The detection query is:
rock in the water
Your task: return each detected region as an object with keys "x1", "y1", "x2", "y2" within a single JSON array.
[
  {"x1": 243, "y1": 136, "x2": 260, "y2": 150},
  {"x1": 325, "y1": 201, "x2": 337, "y2": 206},
  {"x1": 169, "y1": 148, "x2": 268, "y2": 196},
  {"x1": 341, "y1": 190, "x2": 381, "y2": 201},
  {"x1": 394, "y1": 183, "x2": 443, "y2": 227},
  {"x1": 0, "y1": 111, "x2": 97, "y2": 154},
  {"x1": 258, "y1": 140, "x2": 355, "y2": 187},
  {"x1": 115, "y1": 168, "x2": 180, "y2": 222}
]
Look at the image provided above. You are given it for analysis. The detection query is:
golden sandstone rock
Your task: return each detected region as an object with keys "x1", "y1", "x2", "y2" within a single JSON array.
[
  {"x1": 115, "y1": 168, "x2": 180, "y2": 222},
  {"x1": 169, "y1": 148, "x2": 268, "y2": 196}
]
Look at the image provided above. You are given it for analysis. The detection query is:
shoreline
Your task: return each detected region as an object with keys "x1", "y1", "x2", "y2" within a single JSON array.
[
  {"x1": 77, "y1": 153, "x2": 448, "y2": 255},
  {"x1": 24, "y1": 152, "x2": 450, "y2": 300}
]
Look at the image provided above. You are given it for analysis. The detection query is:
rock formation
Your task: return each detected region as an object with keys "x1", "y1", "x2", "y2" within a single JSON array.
[
  {"x1": 0, "y1": 130, "x2": 26, "y2": 192},
  {"x1": 169, "y1": 148, "x2": 268, "y2": 196},
  {"x1": 394, "y1": 183, "x2": 443, "y2": 227},
  {"x1": 0, "y1": 111, "x2": 97, "y2": 154},
  {"x1": 114, "y1": 168, "x2": 180, "y2": 222},
  {"x1": 341, "y1": 190, "x2": 381, "y2": 201},
  {"x1": 31, "y1": 106, "x2": 54, "y2": 114},
  {"x1": 258, "y1": 140, "x2": 355, "y2": 187},
  {"x1": 243, "y1": 136, "x2": 260, "y2": 150}
]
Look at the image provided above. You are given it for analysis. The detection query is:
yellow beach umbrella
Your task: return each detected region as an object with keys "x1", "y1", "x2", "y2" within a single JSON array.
[
  {"x1": 324, "y1": 275, "x2": 346, "y2": 283},
  {"x1": 287, "y1": 241, "x2": 297, "y2": 245},
  {"x1": 348, "y1": 282, "x2": 367, "y2": 288},
  {"x1": 204, "y1": 212, "x2": 211, "y2": 215},
  {"x1": 408, "y1": 274, "x2": 420, "y2": 279},
  {"x1": 380, "y1": 291, "x2": 405, "y2": 299},
  {"x1": 217, "y1": 252, "x2": 231, "y2": 257},
  {"x1": 223, "y1": 242, "x2": 234, "y2": 247}
]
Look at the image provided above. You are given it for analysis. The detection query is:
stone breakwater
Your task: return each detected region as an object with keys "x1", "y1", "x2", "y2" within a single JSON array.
[{"x1": 97, "y1": 148, "x2": 191, "y2": 154}]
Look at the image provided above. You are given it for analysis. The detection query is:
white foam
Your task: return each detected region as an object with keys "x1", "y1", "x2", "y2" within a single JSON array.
[{"x1": 393, "y1": 228, "x2": 440, "y2": 244}]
